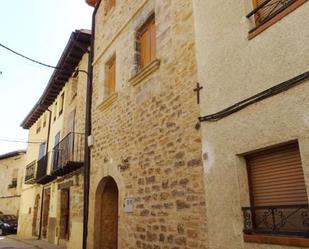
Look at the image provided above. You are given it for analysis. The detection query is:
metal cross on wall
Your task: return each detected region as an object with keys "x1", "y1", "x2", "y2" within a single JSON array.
[{"x1": 193, "y1": 82, "x2": 203, "y2": 104}]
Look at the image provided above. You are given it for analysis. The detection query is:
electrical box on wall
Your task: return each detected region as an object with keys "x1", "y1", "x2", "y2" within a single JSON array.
[
  {"x1": 124, "y1": 197, "x2": 134, "y2": 213},
  {"x1": 87, "y1": 135, "x2": 94, "y2": 147}
]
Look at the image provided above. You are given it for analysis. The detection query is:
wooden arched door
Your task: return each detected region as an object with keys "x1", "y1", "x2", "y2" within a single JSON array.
[{"x1": 95, "y1": 177, "x2": 119, "y2": 249}]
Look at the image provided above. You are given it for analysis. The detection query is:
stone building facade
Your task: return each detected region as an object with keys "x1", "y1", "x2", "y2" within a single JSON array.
[
  {"x1": 0, "y1": 150, "x2": 26, "y2": 215},
  {"x1": 85, "y1": 0, "x2": 208, "y2": 249},
  {"x1": 18, "y1": 30, "x2": 90, "y2": 249},
  {"x1": 194, "y1": 0, "x2": 309, "y2": 248}
]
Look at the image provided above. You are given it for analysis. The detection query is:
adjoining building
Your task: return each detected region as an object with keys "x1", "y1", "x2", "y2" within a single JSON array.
[
  {"x1": 194, "y1": 0, "x2": 309, "y2": 248},
  {"x1": 0, "y1": 150, "x2": 26, "y2": 215},
  {"x1": 85, "y1": 1, "x2": 208, "y2": 249},
  {"x1": 18, "y1": 29, "x2": 91, "y2": 249}
]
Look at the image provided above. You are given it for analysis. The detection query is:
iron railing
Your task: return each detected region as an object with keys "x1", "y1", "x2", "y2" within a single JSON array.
[
  {"x1": 243, "y1": 205, "x2": 309, "y2": 237},
  {"x1": 51, "y1": 132, "x2": 84, "y2": 174},
  {"x1": 24, "y1": 160, "x2": 36, "y2": 183},
  {"x1": 247, "y1": 0, "x2": 301, "y2": 32}
]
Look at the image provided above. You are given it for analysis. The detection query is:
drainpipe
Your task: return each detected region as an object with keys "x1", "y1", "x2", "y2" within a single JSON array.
[
  {"x1": 38, "y1": 108, "x2": 52, "y2": 240},
  {"x1": 82, "y1": 1, "x2": 102, "y2": 249}
]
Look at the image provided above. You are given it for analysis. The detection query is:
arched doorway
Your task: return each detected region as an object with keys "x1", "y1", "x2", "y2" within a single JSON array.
[
  {"x1": 94, "y1": 176, "x2": 119, "y2": 249},
  {"x1": 32, "y1": 194, "x2": 40, "y2": 236}
]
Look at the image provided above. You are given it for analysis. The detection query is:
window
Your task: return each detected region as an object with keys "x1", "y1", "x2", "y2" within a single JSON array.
[
  {"x1": 36, "y1": 120, "x2": 41, "y2": 134},
  {"x1": 71, "y1": 78, "x2": 78, "y2": 100},
  {"x1": 105, "y1": 0, "x2": 115, "y2": 14},
  {"x1": 43, "y1": 113, "x2": 47, "y2": 128},
  {"x1": 137, "y1": 15, "x2": 156, "y2": 69},
  {"x1": 8, "y1": 169, "x2": 18, "y2": 189},
  {"x1": 53, "y1": 102, "x2": 57, "y2": 122},
  {"x1": 38, "y1": 142, "x2": 46, "y2": 160},
  {"x1": 106, "y1": 55, "x2": 116, "y2": 96},
  {"x1": 247, "y1": 0, "x2": 307, "y2": 39},
  {"x1": 59, "y1": 93, "x2": 64, "y2": 116},
  {"x1": 242, "y1": 142, "x2": 308, "y2": 239}
]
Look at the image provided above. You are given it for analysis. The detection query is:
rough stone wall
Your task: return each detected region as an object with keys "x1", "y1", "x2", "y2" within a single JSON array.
[
  {"x1": 88, "y1": 0, "x2": 208, "y2": 249},
  {"x1": 193, "y1": 0, "x2": 309, "y2": 249}
]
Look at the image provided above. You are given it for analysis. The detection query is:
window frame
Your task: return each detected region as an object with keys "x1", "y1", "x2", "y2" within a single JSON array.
[
  {"x1": 136, "y1": 14, "x2": 156, "y2": 70},
  {"x1": 59, "y1": 93, "x2": 65, "y2": 116},
  {"x1": 242, "y1": 141, "x2": 309, "y2": 244},
  {"x1": 247, "y1": 0, "x2": 307, "y2": 39},
  {"x1": 105, "y1": 54, "x2": 116, "y2": 97}
]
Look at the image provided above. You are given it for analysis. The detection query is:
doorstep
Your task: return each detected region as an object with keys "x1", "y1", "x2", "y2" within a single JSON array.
[{"x1": 7, "y1": 235, "x2": 66, "y2": 249}]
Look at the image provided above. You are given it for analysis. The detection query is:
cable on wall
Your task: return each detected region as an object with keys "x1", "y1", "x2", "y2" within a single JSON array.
[{"x1": 199, "y1": 71, "x2": 309, "y2": 122}]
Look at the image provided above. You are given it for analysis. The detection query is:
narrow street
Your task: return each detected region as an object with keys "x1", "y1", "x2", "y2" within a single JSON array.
[
  {"x1": 0, "y1": 237, "x2": 34, "y2": 249},
  {"x1": 0, "y1": 236, "x2": 64, "y2": 249}
]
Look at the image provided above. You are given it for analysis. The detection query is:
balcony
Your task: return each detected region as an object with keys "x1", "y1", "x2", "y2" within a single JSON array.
[
  {"x1": 247, "y1": 0, "x2": 306, "y2": 35},
  {"x1": 51, "y1": 132, "x2": 84, "y2": 177},
  {"x1": 242, "y1": 204, "x2": 309, "y2": 238},
  {"x1": 24, "y1": 161, "x2": 37, "y2": 184},
  {"x1": 36, "y1": 153, "x2": 55, "y2": 184}
]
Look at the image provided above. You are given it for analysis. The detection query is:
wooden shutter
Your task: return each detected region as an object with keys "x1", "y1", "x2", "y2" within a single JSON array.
[
  {"x1": 106, "y1": 0, "x2": 115, "y2": 13},
  {"x1": 140, "y1": 27, "x2": 150, "y2": 68},
  {"x1": 150, "y1": 20, "x2": 156, "y2": 62},
  {"x1": 107, "y1": 56, "x2": 116, "y2": 95},
  {"x1": 246, "y1": 142, "x2": 308, "y2": 207},
  {"x1": 139, "y1": 16, "x2": 156, "y2": 68},
  {"x1": 253, "y1": 0, "x2": 287, "y2": 24}
]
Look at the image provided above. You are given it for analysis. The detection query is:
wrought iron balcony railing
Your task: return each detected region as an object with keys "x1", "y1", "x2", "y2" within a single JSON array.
[
  {"x1": 247, "y1": 0, "x2": 301, "y2": 32},
  {"x1": 36, "y1": 153, "x2": 55, "y2": 184},
  {"x1": 242, "y1": 205, "x2": 309, "y2": 237},
  {"x1": 51, "y1": 132, "x2": 84, "y2": 177},
  {"x1": 24, "y1": 160, "x2": 36, "y2": 184}
]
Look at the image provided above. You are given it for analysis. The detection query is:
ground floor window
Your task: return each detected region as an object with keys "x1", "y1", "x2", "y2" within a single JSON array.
[{"x1": 242, "y1": 141, "x2": 309, "y2": 238}]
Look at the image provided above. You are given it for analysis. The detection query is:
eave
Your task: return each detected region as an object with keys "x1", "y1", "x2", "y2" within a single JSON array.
[{"x1": 20, "y1": 29, "x2": 91, "y2": 129}]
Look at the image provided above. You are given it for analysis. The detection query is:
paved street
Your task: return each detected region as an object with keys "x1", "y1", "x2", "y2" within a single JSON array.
[
  {"x1": 0, "y1": 236, "x2": 64, "y2": 249},
  {"x1": 0, "y1": 236, "x2": 35, "y2": 249}
]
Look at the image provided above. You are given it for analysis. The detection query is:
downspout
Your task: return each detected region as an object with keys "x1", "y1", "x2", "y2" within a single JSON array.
[
  {"x1": 38, "y1": 108, "x2": 52, "y2": 240},
  {"x1": 82, "y1": 1, "x2": 102, "y2": 249}
]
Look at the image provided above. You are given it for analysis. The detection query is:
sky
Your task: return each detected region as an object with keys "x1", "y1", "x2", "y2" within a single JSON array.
[{"x1": 0, "y1": 1, "x2": 93, "y2": 155}]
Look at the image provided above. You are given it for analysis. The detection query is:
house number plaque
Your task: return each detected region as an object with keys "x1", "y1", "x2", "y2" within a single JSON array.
[{"x1": 124, "y1": 197, "x2": 134, "y2": 213}]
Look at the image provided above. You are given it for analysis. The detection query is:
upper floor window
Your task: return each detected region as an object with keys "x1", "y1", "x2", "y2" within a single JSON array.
[
  {"x1": 59, "y1": 93, "x2": 64, "y2": 116},
  {"x1": 137, "y1": 15, "x2": 156, "y2": 69},
  {"x1": 43, "y1": 113, "x2": 47, "y2": 128},
  {"x1": 242, "y1": 142, "x2": 309, "y2": 241},
  {"x1": 71, "y1": 78, "x2": 78, "y2": 100},
  {"x1": 247, "y1": 0, "x2": 307, "y2": 39},
  {"x1": 53, "y1": 102, "x2": 57, "y2": 122},
  {"x1": 8, "y1": 169, "x2": 18, "y2": 189},
  {"x1": 105, "y1": 0, "x2": 115, "y2": 15},
  {"x1": 106, "y1": 55, "x2": 116, "y2": 96},
  {"x1": 36, "y1": 120, "x2": 41, "y2": 134}
]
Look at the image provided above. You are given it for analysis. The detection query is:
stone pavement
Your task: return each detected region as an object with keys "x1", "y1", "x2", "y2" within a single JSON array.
[{"x1": 0, "y1": 235, "x2": 65, "y2": 249}]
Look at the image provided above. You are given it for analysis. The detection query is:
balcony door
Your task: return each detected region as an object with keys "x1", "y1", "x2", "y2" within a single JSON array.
[
  {"x1": 38, "y1": 142, "x2": 46, "y2": 160},
  {"x1": 67, "y1": 110, "x2": 75, "y2": 162},
  {"x1": 53, "y1": 132, "x2": 61, "y2": 171}
]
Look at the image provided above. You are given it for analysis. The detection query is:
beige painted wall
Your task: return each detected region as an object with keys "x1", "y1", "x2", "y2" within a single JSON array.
[
  {"x1": 0, "y1": 153, "x2": 25, "y2": 215},
  {"x1": 18, "y1": 53, "x2": 88, "y2": 246},
  {"x1": 193, "y1": 0, "x2": 309, "y2": 249}
]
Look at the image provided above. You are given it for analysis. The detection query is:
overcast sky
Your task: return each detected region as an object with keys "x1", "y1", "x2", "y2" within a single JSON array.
[{"x1": 0, "y1": 1, "x2": 93, "y2": 155}]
